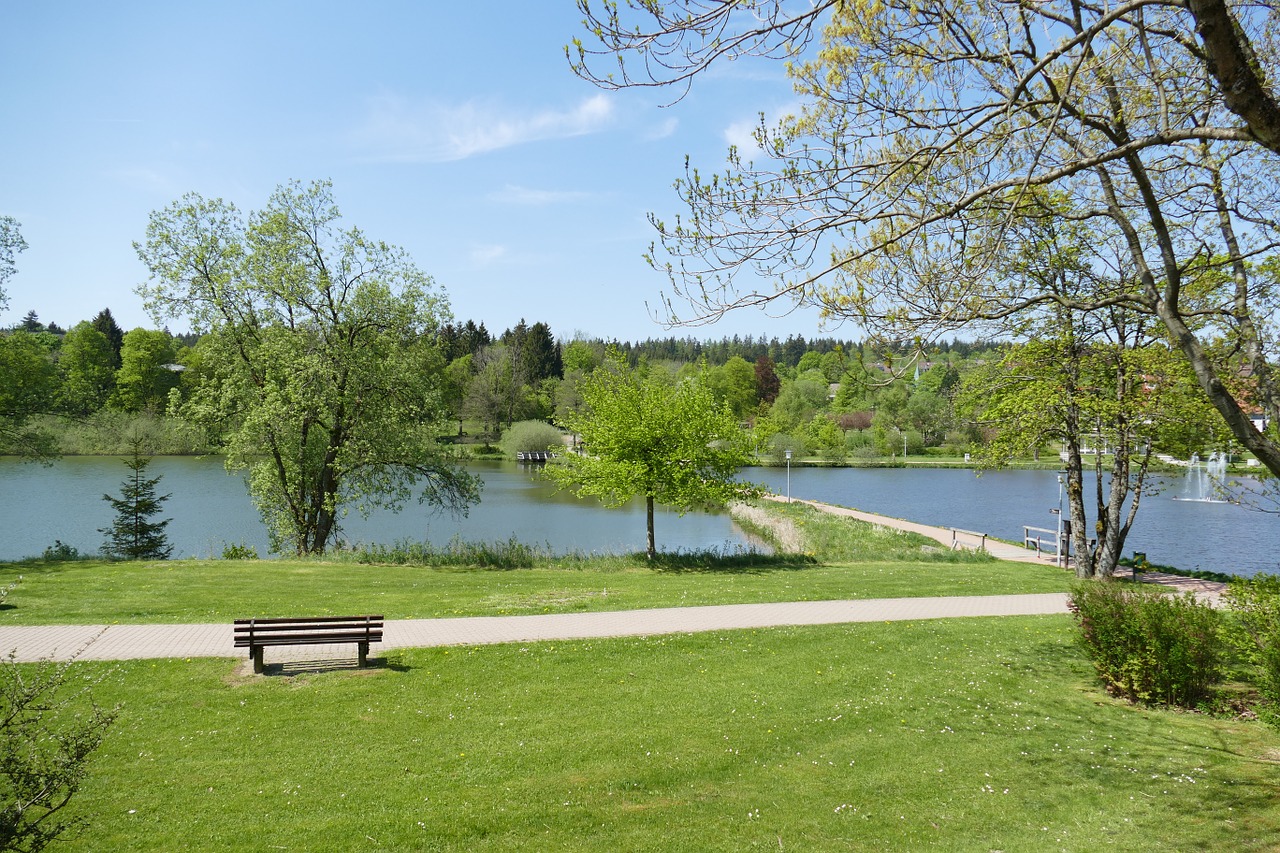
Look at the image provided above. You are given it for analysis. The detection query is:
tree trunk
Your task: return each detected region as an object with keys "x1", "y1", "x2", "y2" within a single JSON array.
[{"x1": 646, "y1": 495, "x2": 656, "y2": 560}]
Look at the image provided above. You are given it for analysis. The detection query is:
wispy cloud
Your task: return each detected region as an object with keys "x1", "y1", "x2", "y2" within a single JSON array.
[
  {"x1": 353, "y1": 93, "x2": 615, "y2": 162},
  {"x1": 488, "y1": 184, "x2": 593, "y2": 206},
  {"x1": 470, "y1": 243, "x2": 508, "y2": 266},
  {"x1": 645, "y1": 116, "x2": 679, "y2": 141}
]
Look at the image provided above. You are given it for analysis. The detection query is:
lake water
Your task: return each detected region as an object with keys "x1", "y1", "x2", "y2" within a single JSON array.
[
  {"x1": 748, "y1": 466, "x2": 1280, "y2": 577},
  {"x1": 1, "y1": 457, "x2": 1276, "y2": 576},
  {"x1": 0, "y1": 457, "x2": 758, "y2": 561}
]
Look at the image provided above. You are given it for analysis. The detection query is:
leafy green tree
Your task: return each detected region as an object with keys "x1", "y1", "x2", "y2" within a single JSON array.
[
  {"x1": 546, "y1": 355, "x2": 762, "y2": 559},
  {"x1": 499, "y1": 420, "x2": 564, "y2": 457},
  {"x1": 0, "y1": 217, "x2": 25, "y2": 311},
  {"x1": 58, "y1": 322, "x2": 117, "y2": 415},
  {"x1": 562, "y1": 339, "x2": 600, "y2": 374},
  {"x1": 770, "y1": 378, "x2": 828, "y2": 432},
  {"x1": 134, "y1": 179, "x2": 476, "y2": 555},
  {"x1": 99, "y1": 441, "x2": 173, "y2": 560},
  {"x1": 441, "y1": 354, "x2": 473, "y2": 437},
  {"x1": 106, "y1": 329, "x2": 178, "y2": 413},
  {"x1": 0, "y1": 331, "x2": 59, "y2": 459},
  {"x1": 706, "y1": 355, "x2": 757, "y2": 419}
]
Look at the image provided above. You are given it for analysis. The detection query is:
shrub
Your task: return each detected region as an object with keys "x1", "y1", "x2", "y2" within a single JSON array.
[
  {"x1": 1224, "y1": 575, "x2": 1280, "y2": 707},
  {"x1": 0, "y1": 651, "x2": 118, "y2": 852},
  {"x1": 40, "y1": 541, "x2": 81, "y2": 562},
  {"x1": 1068, "y1": 581, "x2": 1222, "y2": 708},
  {"x1": 221, "y1": 543, "x2": 259, "y2": 560},
  {"x1": 499, "y1": 420, "x2": 564, "y2": 458}
]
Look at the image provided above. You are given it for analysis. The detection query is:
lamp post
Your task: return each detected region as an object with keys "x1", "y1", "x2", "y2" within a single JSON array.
[{"x1": 785, "y1": 448, "x2": 792, "y2": 504}]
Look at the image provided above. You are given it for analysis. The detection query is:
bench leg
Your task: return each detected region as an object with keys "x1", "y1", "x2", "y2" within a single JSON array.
[
  {"x1": 252, "y1": 646, "x2": 264, "y2": 674},
  {"x1": 358, "y1": 641, "x2": 369, "y2": 668}
]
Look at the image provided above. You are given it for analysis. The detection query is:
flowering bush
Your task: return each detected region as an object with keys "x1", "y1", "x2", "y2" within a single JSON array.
[{"x1": 1069, "y1": 581, "x2": 1222, "y2": 708}]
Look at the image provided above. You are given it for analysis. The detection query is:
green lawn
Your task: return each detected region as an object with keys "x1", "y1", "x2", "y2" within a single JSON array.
[
  {"x1": 6, "y1": 504, "x2": 1276, "y2": 850},
  {"x1": 0, "y1": 556, "x2": 1069, "y2": 625},
  {"x1": 56, "y1": 617, "x2": 1280, "y2": 851}
]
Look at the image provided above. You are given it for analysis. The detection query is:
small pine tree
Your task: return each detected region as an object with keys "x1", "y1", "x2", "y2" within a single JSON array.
[{"x1": 99, "y1": 442, "x2": 173, "y2": 560}]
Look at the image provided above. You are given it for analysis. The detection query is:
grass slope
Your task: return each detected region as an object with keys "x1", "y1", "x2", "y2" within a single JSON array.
[{"x1": 60, "y1": 617, "x2": 1280, "y2": 851}]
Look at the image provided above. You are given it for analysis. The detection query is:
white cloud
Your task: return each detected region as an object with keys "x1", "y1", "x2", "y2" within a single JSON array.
[
  {"x1": 488, "y1": 184, "x2": 593, "y2": 206},
  {"x1": 470, "y1": 243, "x2": 508, "y2": 266},
  {"x1": 645, "y1": 116, "x2": 679, "y2": 141},
  {"x1": 353, "y1": 93, "x2": 616, "y2": 162}
]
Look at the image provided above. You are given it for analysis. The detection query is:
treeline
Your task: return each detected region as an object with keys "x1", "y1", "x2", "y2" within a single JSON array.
[{"x1": 4, "y1": 299, "x2": 1064, "y2": 466}]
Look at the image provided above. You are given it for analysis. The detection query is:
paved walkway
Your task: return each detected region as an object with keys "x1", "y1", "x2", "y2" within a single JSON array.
[
  {"x1": 0, "y1": 498, "x2": 1225, "y2": 667},
  {"x1": 0, "y1": 593, "x2": 1071, "y2": 664}
]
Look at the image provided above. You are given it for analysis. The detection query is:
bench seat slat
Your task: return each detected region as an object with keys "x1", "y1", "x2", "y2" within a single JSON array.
[{"x1": 233, "y1": 632, "x2": 384, "y2": 647}]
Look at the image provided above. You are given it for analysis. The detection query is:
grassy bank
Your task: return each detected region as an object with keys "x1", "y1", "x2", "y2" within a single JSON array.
[
  {"x1": 6, "y1": 502, "x2": 1277, "y2": 850},
  {"x1": 54, "y1": 617, "x2": 1280, "y2": 851}
]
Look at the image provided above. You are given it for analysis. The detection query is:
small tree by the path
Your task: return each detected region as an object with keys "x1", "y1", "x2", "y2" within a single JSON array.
[
  {"x1": 100, "y1": 442, "x2": 173, "y2": 560},
  {"x1": 0, "y1": 582, "x2": 118, "y2": 853},
  {"x1": 547, "y1": 354, "x2": 762, "y2": 559}
]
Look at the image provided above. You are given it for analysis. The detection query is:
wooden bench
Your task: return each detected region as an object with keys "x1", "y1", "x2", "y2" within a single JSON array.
[{"x1": 233, "y1": 615, "x2": 384, "y2": 673}]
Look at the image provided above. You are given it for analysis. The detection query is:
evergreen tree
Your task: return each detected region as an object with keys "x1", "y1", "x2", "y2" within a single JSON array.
[
  {"x1": 90, "y1": 308, "x2": 125, "y2": 369},
  {"x1": 100, "y1": 442, "x2": 173, "y2": 560}
]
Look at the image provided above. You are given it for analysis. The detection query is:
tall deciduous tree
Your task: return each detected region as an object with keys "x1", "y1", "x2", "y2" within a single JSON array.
[
  {"x1": 58, "y1": 321, "x2": 117, "y2": 415},
  {"x1": 107, "y1": 328, "x2": 178, "y2": 413},
  {"x1": 99, "y1": 441, "x2": 173, "y2": 560},
  {"x1": 0, "y1": 331, "x2": 58, "y2": 459},
  {"x1": 572, "y1": 0, "x2": 1280, "y2": 479},
  {"x1": 546, "y1": 354, "x2": 761, "y2": 559},
  {"x1": 134, "y1": 179, "x2": 477, "y2": 555}
]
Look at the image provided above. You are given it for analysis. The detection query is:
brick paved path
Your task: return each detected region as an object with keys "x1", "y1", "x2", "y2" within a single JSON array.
[{"x1": 0, "y1": 593, "x2": 1070, "y2": 664}]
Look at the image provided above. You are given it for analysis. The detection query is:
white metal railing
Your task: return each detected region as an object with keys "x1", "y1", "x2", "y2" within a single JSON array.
[
  {"x1": 951, "y1": 527, "x2": 988, "y2": 552},
  {"x1": 1023, "y1": 525, "x2": 1060, "y2": 558}
]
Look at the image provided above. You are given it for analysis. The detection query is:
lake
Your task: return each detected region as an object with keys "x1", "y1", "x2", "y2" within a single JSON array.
[
  {"x1": 1, "y1": 457, "x2": 1276, "y2": 576},
  {"x1": 748, "y1": 465, "x2": 1280, "y2": 577},
  {"x1": 0, "y1": 457, "x2": 758, "y2": 561}
]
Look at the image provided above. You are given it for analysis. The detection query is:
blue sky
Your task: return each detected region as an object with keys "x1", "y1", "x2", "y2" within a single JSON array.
[{"x1": 1, "y1": 1, "x2": 833, "y2": 342}]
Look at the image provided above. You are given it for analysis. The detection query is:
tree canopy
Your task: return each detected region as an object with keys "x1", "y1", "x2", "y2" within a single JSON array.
[
  {"x1": 546, "y1": 354, "x2": 761, "y2": 558},
  {"x1": 572, "y1": 0, "x2": 1280, "y2": 478},
  {"x1": 134, "y1": 179, "x2": 477, "y2": 555}
]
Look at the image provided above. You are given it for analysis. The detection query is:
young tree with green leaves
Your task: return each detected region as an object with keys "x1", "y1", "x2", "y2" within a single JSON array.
[
  {"x1": 0, "y1": 630, "x2": 117, "y2": 852},
  {"x1": 99, "y1": 442, "x2": 173, "y2": 560},
  {"x1": 134, "y1": 179, "x2": 477, "y2": 555},
  {"x1": 546, "y1": 354, "x2": 762, "y2": 559}
]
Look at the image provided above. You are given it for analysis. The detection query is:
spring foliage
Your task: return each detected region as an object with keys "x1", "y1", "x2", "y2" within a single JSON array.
[{"x1": 546, "y1": 355, "x2": 762, "y2": 558}]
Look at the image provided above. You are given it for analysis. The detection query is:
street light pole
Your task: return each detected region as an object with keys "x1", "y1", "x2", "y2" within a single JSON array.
[{"x1": 785, "y1": 449, "x2": 792, "y2": 504}]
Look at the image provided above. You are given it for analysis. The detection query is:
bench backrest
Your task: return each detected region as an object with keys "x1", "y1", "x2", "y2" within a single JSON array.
[{"x1": 233, "y1": 615, "x2": 384, "y2": 646}]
